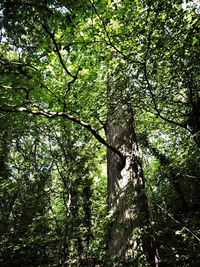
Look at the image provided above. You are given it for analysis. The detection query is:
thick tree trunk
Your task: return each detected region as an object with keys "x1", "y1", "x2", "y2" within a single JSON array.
[{"x1": 106, "y1": 87, "x2": 158, "y2": 266}]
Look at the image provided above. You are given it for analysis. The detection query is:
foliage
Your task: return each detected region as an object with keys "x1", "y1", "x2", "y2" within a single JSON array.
[{"x1": 0, "y1": 0, "x2": 200, "y2": 266}]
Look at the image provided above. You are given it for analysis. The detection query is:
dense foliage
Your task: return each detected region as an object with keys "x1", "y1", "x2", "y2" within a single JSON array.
[{"x1": 0, "y1": 0, "x2": 199, "y2": 266}]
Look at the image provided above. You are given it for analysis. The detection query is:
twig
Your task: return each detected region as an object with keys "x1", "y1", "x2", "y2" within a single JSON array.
[
  {"x1": 156, "y1": 203, "x2": 200, "y2": 243},
  {"x1": 88, "y1": 0, "x2": 142, "y2": 64}
]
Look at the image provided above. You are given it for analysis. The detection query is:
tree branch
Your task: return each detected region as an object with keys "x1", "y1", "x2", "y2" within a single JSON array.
[
  {"x1": 63, "y1": 67, "x2": 82, "y2": 111},
  {"x1": 42, "y1": 24, "x2": 75, "y2": 78},
  {"x1": 88, "y1": 0, "x2": 142, "y2": 64},
  {"x1": 143, "y1": 59, "x2": 190, "y2": 131},
  {"x1": 156, "y1": 203, "x2": 200, "y2": 243},
  {"x1": 0, "y1": 105, "x2": 125, "y2": 161}
]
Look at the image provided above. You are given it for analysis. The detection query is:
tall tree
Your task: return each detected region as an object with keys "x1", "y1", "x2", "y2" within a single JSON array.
[
  {"x1": 106, "y1": 68, "x2": 158, "y2": 265},
  {"x1": 0, "y1": 0, "x2": 200, "y2": 266}
]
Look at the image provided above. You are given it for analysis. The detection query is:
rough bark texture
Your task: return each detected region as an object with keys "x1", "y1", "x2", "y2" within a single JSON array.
[{"x1": 106, "y1": 85, "x2": 158, "y2": 266}]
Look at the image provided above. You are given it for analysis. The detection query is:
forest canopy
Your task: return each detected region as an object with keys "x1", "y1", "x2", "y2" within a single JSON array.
[{"x1": 0, "y1": 0, "x2": 200, "y2": 266}]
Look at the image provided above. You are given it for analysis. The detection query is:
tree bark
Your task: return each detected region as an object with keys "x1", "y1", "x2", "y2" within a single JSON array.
[{"x1": 106, "y1": 82, "x2": 159, "y2": 266}]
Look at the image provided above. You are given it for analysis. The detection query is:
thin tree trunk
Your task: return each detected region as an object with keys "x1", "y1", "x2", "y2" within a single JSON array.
[{"x1": 106, "y1": 81, "x2": 159, "y2": 266}]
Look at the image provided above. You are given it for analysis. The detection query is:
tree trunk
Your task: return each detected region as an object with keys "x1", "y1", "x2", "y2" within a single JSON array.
[{"x1": 106, "y1": 82, "x2": 158, "y2": 266}]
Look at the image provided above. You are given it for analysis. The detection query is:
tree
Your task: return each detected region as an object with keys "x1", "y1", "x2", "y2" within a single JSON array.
[
  {"x1": 106, "y1": 68, "x2": 158, "y2": 265},
  {"x1": 0, "y1": 0, "x2": 199, "y2": 266}
]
